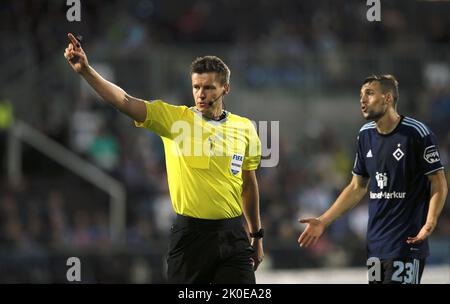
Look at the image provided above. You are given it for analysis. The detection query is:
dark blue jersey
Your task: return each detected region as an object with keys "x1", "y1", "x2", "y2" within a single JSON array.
[{"x1": 352, "y1": 116, "x2": 444, "y2": 259}]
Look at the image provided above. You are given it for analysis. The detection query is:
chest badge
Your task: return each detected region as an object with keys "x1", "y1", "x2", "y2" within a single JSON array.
[
  {"x1": 230, "y1": 154, "x2": 244, "y2": 175},
  {"x1": 392, "y1": 143, "x2": 404, "y2": 161}
]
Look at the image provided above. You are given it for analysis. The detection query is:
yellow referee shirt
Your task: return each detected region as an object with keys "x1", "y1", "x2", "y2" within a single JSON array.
[{"x1": 135, "y1": 100, "x2": 261, "y2": 219}]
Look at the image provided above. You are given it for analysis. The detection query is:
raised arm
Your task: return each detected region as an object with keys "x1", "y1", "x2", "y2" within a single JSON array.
[
  {"x1": 64, "y1": 33, "x2": 147, "y2": 123},
  {"x1": 298, "y1": 174, "x2": 369, "y2": 247}
]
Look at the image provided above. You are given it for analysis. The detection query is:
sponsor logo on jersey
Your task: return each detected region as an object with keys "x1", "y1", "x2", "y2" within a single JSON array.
[
  {"x1": 370, "y1": 172, "x2": 406, "y2": 199},
  {"x1": 423, "y1": 145, "x2": 440, "y2": 164},
  {"x1": 369, "y1": 191, "x2": 406, "y2": 199},
  {"x1": 375, "y1": 172, "x2": 388, "y2": 189}
]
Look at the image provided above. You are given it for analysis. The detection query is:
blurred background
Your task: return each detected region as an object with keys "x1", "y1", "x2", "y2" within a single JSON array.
[{"x1": 0, "y1": 0, "x2": 449, "y2": 283}]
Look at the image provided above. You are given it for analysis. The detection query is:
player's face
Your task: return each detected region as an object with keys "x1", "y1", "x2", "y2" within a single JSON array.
[
  {"x1": 360, "y1": 82, "x2": 388, "y2": 121},
  {"x1": 192, "y1": 72, "x2": 226, "y2": 117}
]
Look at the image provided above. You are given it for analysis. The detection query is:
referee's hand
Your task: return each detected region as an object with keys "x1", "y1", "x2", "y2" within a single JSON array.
[
  {"x1": 64, "y1": 33, "x2": 88, "y2": 74},
  {"x1": 251, "y1": 238, "x2": 264, "y2": 271},
  {"x1": 298, "y1": 217, "x2": 326, "y2": 248}
]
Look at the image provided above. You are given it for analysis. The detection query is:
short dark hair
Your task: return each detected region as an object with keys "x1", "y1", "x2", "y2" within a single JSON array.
[
  {"x1": 190, "y1": 55, "x2": 231, "y2": 85},
  {"x1": 363, "y1": 74, "x2": 399, "y2": 106}
]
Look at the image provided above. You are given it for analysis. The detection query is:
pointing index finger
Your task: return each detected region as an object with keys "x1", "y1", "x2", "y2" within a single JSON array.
[{"x1": 68, "y1": 33, "x2": 80, "y2": 48}]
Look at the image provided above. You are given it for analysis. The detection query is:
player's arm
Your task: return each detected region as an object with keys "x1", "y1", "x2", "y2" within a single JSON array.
[
  {"x1": 241, "y1": 169, "x2": 264, "y2": 270},
  {"x1": 64, "y1": 33, "x2": 146, "y2": 123},
  {"x1": 407, "y1": 170, "x2": 448, "y2": 244},
  {"x1": 298, "y1": 174, "x2": 369, "y2": 247}
]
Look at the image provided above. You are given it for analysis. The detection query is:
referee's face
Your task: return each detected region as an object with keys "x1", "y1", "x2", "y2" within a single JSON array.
[
  {"x1": 192, "y1": 72, "x2": 227, "y2": 118},
  {"x1": 360, "y1": 82, "x2": 389, "y2": 121}
]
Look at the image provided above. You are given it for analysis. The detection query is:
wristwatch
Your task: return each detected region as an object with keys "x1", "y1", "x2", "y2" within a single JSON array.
[{"x1": 250, "y1": 228, "x2": 264, "y2": 239}]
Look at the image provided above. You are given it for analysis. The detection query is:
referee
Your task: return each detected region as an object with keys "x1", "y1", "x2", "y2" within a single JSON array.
[{"x1": 64, "y1": 33, "x2": 264, "y2": 283}]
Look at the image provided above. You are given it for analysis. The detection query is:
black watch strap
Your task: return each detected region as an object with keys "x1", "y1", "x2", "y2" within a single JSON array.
[{"x1": 250, "y1": 228, "x2": 264, "y2": 239}]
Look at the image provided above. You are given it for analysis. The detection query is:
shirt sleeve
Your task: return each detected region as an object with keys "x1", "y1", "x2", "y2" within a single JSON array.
[
  {"x1": 134, "y1": 100, "x2": 184, "y2": 138},
  {"x1": 418, "y1": 131, "x2": 444, "y2": 175},
  {"x1": 352, "y1": 134, "x2": 369, "y2": 177},
  {"x1": 242, "y1": 120, "x2": 261, "y2": 171}
]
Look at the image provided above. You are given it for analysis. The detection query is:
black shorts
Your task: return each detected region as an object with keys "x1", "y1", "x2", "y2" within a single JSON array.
[
  {"x1": 368, "y1": 257, "x2": 426, "y2": 284},
  {"x1": 166, "y1": 214, "x2": 255, "y2": 284}
]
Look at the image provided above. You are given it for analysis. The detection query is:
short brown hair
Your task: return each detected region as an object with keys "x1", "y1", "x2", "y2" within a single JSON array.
[
  {"x1": 191, "y1": 55, "x2": 231, "y2": 85},
  {"x1": 363, "y1": 74, "x2": 399, "y2": 107}
]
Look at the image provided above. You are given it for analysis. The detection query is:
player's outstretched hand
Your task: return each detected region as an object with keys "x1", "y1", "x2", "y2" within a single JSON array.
[
  {"x1": 64, "y1": 33, "x2": 88, "y2": 74},
  {"x1": 298, "y1": 217, "x2": 326, "y2": 248},
  {"x1": 406, "y1": 222, "x2": 435, "y2": 244}
]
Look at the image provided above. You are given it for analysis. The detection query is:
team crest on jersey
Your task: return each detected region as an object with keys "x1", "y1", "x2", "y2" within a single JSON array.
[
  {"x1": 230, "y1": 154, "x2": 244, "y2": 175},
  {"x1": 424, "y1": 145, "x2": 440, "y2": 164},
  {"x1": 392, "y1": 147, "x2": 404, "y2": 161}
]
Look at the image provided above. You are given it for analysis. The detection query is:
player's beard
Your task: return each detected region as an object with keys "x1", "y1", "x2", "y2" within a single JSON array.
[
  {"x1": 364, "y1": 109, "x2": 385, "y2": 121},
  {"x1": 363, "y1": 103, "x2": 387, "y2": 121}
]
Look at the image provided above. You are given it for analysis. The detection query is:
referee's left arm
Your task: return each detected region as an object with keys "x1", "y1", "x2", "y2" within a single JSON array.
[{"x1": 242, "y1": 169, "x2": 264, "y2": 270}]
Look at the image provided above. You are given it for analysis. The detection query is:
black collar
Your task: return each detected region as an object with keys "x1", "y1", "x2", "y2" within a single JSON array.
[{"x1": 211, "y1": 110, "x2": 227, "y2": 121}]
